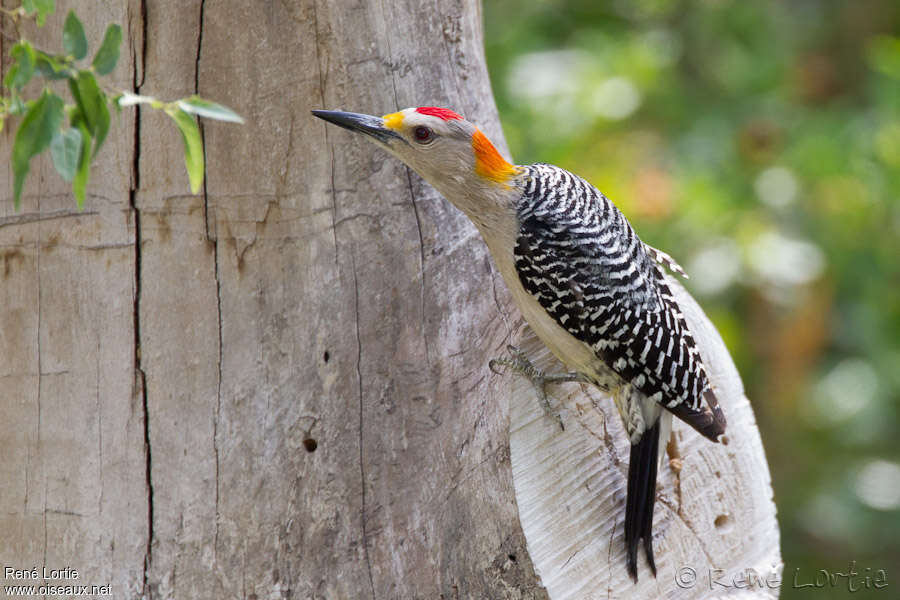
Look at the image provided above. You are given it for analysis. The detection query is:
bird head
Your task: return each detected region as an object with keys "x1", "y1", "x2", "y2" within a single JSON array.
[{"x1": 312, "y1": 107, "x2": 521, "y2": 213}]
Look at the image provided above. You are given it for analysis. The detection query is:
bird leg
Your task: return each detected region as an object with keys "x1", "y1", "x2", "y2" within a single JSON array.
[{"x1": 489, "y1": 345, "x2": 584, "y2": 431}]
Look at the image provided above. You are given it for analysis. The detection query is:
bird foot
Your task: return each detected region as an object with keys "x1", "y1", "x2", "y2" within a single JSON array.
[{"x1": 489, "y1": 345, "x2": 580, "y2": 431}]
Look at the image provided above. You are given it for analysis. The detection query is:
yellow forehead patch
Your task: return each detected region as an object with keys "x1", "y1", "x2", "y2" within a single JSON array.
[{"x1": 382, "y1": 112, "x2": 404, "y2": 130}]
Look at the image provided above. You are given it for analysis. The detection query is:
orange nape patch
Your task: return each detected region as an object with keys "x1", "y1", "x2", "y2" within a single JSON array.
[
  {"x1": 472, "y1": 129, "x2": 517, "y2": 183},
  {"x1": 383, "y1": 111, "x2": 404, "y2": 130}
]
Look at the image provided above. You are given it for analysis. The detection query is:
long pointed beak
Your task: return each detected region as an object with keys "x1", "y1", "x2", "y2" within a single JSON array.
[{"x1": 312, "y1": 110, "x2": 401, "y2": 144}]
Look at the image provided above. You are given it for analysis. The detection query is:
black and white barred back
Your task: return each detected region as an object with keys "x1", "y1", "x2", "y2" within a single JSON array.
[{"x1": 514, "y1": 164, "x2": 725, "y2": 440}]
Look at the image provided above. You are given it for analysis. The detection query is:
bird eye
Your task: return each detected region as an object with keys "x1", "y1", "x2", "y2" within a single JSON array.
[{"x1": 413, "y1": 126, "x2": 434, "y2": 144}]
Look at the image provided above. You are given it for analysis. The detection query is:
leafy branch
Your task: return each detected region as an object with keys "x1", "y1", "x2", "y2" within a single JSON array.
[{"x1": 1, "y1": 2, "x2": 243, "y2": 209}]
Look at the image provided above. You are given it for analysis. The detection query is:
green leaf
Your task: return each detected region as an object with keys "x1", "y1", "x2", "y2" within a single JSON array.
[
  {"x1": 92, "y1": 24, "x2": 122, "y2": 75},
  {"x1": 12, "y1": 90, "x2": 65, "y2": 209},
  {"x1": 4, "y1": 42, "x2": 36, "y2": 90},
  {"x1": 50, "y1": 127, "x2": 83, "y2": 182},
  {"x1": 63, "y1": 10, "x2": 88, "y2": 59},
  {"x1": 68, "y1": 70, "x2": 110, "y2": 157},
  {"x1": 35, "y1": 51, "x2": 71, "y2": 80},
  {"x1": 23, "y1": 0, "x2": 55, "y2": 26},
  {"x1": 72, "y1": 121, "x2": 92, "y2": 209},
  {"x1": 176, "y1": 95, "x2": 245, "y2": 124},
  {"x1": 165, "y1": 108, "x2": 205, "y2": 194}
]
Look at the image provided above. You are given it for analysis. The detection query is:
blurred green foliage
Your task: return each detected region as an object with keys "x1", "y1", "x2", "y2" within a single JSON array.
[{"x1": 485, "y1": 0, "x2": 900, "y2": 595}]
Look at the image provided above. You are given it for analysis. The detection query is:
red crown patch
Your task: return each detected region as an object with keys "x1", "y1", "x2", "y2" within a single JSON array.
[{"x1": 415, "y1": 107, "x2": 464, "y2": 121}]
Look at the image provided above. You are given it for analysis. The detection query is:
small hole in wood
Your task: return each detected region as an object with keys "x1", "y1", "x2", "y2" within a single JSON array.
[
  {"x1": 508, "y1": 554, "x2": 517, "y2": 563},
  {"x1": 720, "y1": 435, "x2": 729, "y2": 446},
  {"x1": 714, "y1": 514, "x2": 731, "y2": 529},
  {"x1": 303, "y1": 438, "x2": 318, "y2": 453},
  {"x1": 323, "y1": 351, "x2": 330, "y2": 363}
]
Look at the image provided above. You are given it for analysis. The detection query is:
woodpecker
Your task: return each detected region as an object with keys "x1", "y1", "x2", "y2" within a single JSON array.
[{"x1": 312, "y1": 106, "x2": 727, "y2": 581}]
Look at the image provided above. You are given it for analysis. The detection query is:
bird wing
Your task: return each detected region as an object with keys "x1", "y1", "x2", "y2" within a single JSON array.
[
  {"x1": 646, "y1": 244, "x2": 689, "y2": 279},
  {"x1": 514, "y1": 210, "x2": 725, "y2": 441}
]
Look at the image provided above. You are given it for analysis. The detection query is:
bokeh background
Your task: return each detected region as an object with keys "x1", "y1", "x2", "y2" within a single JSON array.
[{"x1": 484, "y1": 0, "x2": 900, "y2": 596}]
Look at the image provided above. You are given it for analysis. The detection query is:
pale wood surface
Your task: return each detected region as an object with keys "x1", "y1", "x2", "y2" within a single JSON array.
[{"x1": 509, "y1": 276, "x2": 782, "y2": 599}]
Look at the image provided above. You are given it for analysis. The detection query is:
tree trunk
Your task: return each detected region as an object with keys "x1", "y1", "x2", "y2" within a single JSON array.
[
  {"x1": 0, "y1": 1, "x2": 779, "y2": 599},
  {"x1": 3, "y1": 1, "x2": 543, "y2": 598}
]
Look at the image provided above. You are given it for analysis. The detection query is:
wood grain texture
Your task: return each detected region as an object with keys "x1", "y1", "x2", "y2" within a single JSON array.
[
  {"x1": 0, "y1": 2, "x2": 146, "y2": 597},
  {"x1": 509, "y1": 276, "x2": 782, "y2": 599},
  {"x1": 182, "y1": 0, "x2": 544, "y2": 597}
]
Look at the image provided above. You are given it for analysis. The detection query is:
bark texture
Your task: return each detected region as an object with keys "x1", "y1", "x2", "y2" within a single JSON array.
[
  {"x1": 0, "y1": 3, "x2": 146, "y2": 597},
  {"x1": 1, "y1": 1, "x2": 779, "y2": 599},
  {"x1": 3, "y1": 1, "x2": 544, "y2": 599}
]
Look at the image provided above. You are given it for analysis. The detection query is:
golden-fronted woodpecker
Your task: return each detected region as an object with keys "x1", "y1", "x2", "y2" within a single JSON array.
[{"x1": 312, "y1": 106, "x2": 727, "y2": 581}]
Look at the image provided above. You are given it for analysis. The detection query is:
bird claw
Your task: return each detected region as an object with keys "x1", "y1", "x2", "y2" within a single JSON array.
[
  {"x1": 489, "y1": 345, "x2": 573, "y2": 431},
  {"x1": 490, "y1": 344, "x2": 544, "y2": 379}
]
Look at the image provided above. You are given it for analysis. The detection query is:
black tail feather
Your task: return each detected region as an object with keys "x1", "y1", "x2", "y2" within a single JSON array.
[{"x1": 625, "y1": 421, "x2": 661, "y2": 582}]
